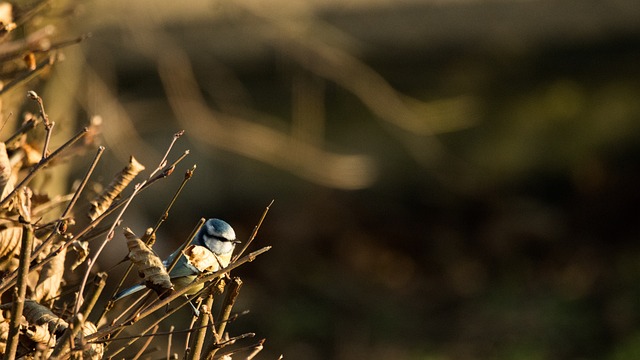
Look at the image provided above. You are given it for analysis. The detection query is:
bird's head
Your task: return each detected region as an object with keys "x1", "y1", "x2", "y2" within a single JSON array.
[{"x1": 198, "y1": 218, "x2": 238, "y2": 255}]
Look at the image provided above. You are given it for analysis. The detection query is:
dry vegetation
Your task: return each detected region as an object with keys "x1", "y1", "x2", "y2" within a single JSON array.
[{"x1": 0, "y1": 2, "x2": 273, "y2": 359}]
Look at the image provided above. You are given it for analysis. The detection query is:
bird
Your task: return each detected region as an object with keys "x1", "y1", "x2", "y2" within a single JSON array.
[{"x1": 114, "y1": 218, "x2": 238, "y2": 301}]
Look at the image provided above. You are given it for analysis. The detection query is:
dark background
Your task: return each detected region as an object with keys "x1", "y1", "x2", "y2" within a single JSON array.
[{"x1": 37, "y1": 0, "x2": 640, "y2": 358}]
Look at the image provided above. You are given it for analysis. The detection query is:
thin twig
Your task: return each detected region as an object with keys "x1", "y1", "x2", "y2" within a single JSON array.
[
  {"x1": 216, "y1": 278, "x2": 243, "y2": 338},
  {"x1": 0, "y1": 33, "x2": 90, "y2": 63},
  {"x1": 205, "y1": 277, "x2": 243, "y2": 359},
  {"x1": 104, "y1": 294, "x2": 198, "y2": 358},
  {"x1": 31, "y1": 145, "x2": 105, "y2": 264},
  {"x1": 213, "y1": 339, "x2": 265, "y2": 360},
  {"x1": 74, "y1": 181, "x2": 145, "y2": 317},
  {"x1": 0, "y1": 147, "x2": 188, "y2": 295},
  {"x1": 3, "y1": 116, "x2": 37, "y2": 144},
  {"x1": 148, "y1": 130, "x2": 185, "y2": 179},
  {"x1": 63, "y1": 146, "x2": 105, "y2": 219},
  {"x1": 187, "y1": 290, "x2": 215, "y2": 360},
  {"x1": 27, "y1": 90, "x2": 53, "y2": 159},
  {"x1": 87, "y1": 247, "x2": 271, "y2": 343},
  {"x1": 78, "y1": 272, "x2": 107, "y2": 322},
  {"x1": 0, "y1": 54, "x2": 56, "y2": 96},
  {"x1": 98, "y1": 210, "x2": 201, "y2": 327},
  {"x1": 148, "y1": 165, "x2": 196, "y2": 244},
  {"x1": 0, "y1": 127, "x2": 88, "y2": 208},
  {"x1": 166, "y1": 218, "x2": 206, "y2": 274},
  {"x1": 167, "y1": 325, "x2": 174, "y2": 360},
  {"x1": 101, "y1": 323, "x2": 226, "y2": 344},
  {"x1": 49, "y1": 313, "x2": 84, "y2": 359},
  {"x1": 3, "y1": 219, "x2": 33, "y2": 360},
  {"x1": 233, "y1": 199, "x2": 273, "y2": 261},
  {"x1": 131, "y1": 325, "x2": 159, "y2": 360}
]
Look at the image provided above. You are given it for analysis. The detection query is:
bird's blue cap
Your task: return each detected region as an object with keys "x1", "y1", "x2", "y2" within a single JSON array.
[{"x1": 203, "y1": 218, "x2": 237, "y2": 242}]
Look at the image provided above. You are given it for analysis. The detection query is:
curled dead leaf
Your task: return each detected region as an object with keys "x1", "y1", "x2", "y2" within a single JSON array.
[
  {"x1": 25, "y1": 324, "x2": 52, "y2": 345},
  {"x1": 0, "y1": 142, "x2": 13, "y2": 201},
  {"x1": 88, "y1": 156, "x2": 145, "y2": 220},
  {"x1": 0, "y1": 312, "x2": 8, "y2": 354},
  {"x1": 70, "y1": 240, "x2": 89, "y2": 270},
  {"x1": 32, "y1": 246, "x2": 66, "y2": 303},
  {"x1": 0, "y1": 220, "x2": 23, "y2": 272},
  {"x1": 78, "y1": 321, "x2": 103, "y2": 360},
  {"x1": 183, "y1": 244, "x2": 221, "y2": 273},
  {"x1": 16, "y1": 186, "x2": 32, "y2": 222},
  {"x1": 124, "y1": 227, "x2": 173, "y2": 298},
  {"x1": 22, "y1": 300, "x2": 68, "y2": 336}
]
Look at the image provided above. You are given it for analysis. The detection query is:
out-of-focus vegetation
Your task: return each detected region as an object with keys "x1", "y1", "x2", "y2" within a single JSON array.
[{"x1": 21, "y1": 0, "x2": 640, "y2": 358}]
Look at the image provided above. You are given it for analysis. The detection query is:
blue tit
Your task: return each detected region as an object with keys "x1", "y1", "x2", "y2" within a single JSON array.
[{"x1": 114, "y1": 218, "x2": 238, "y2": 301}]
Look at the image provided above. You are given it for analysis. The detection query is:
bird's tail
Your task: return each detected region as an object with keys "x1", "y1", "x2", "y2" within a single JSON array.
[{"x1": 113, "y1": 284, "x2": 146, "y2": 301}]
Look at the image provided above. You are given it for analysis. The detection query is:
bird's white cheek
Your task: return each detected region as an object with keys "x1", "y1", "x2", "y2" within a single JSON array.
[{"x1": 210, "y1": 240, "x2": 235, "y2": 255}]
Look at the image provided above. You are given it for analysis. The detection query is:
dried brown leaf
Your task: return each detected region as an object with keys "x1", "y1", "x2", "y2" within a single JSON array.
[
  {"x1": 78, "y1": 321, "x2": 103, "y2": 360},
  {"x1": 0, "y1": 2, "x2": 13, "y2": 34},
  {"x1": 22, "y1": 300, "x2": 68, "y2": 336},
  {"x1": 0, "y1": 220, "x2": 23, "y2": 272},
  {"x1": 88, "y1": 156, "x2": 145, "y2": 220},
  {"x1": 32, "y1": 245, "x2": 65, "y2": 303},
  {"x1": 183, "y1": 244, "x2": 221, "y2": 273},
  {"x1": 70, "y1": 240, "x2": 89, "y2": 270},
  {"x1": 124, "y1": 227, "x2": 174, "y2": 298},
  {"x1": 0, "y1": 312, "x2": 8, "y2": 354},
  {"x1": 23, "y1": 52, "x2": 36, "y2": 71},
  {"x1": 0, "y1": 142, "x2": 13, "y2": 200},
  {"x1": 24, "y1": 324, "x2": 52, "y2": 345},
  {"x1": 19, "y1": 143, "x2": 41, "y2": 168},
  {"x1": 16, "y1": 186, "x2": 32, "y2": 222}
]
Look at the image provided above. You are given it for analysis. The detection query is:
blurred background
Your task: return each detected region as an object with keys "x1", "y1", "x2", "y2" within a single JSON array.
[{"x1": 13, "y1": 0, "x2": 640, "y2": 358}]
